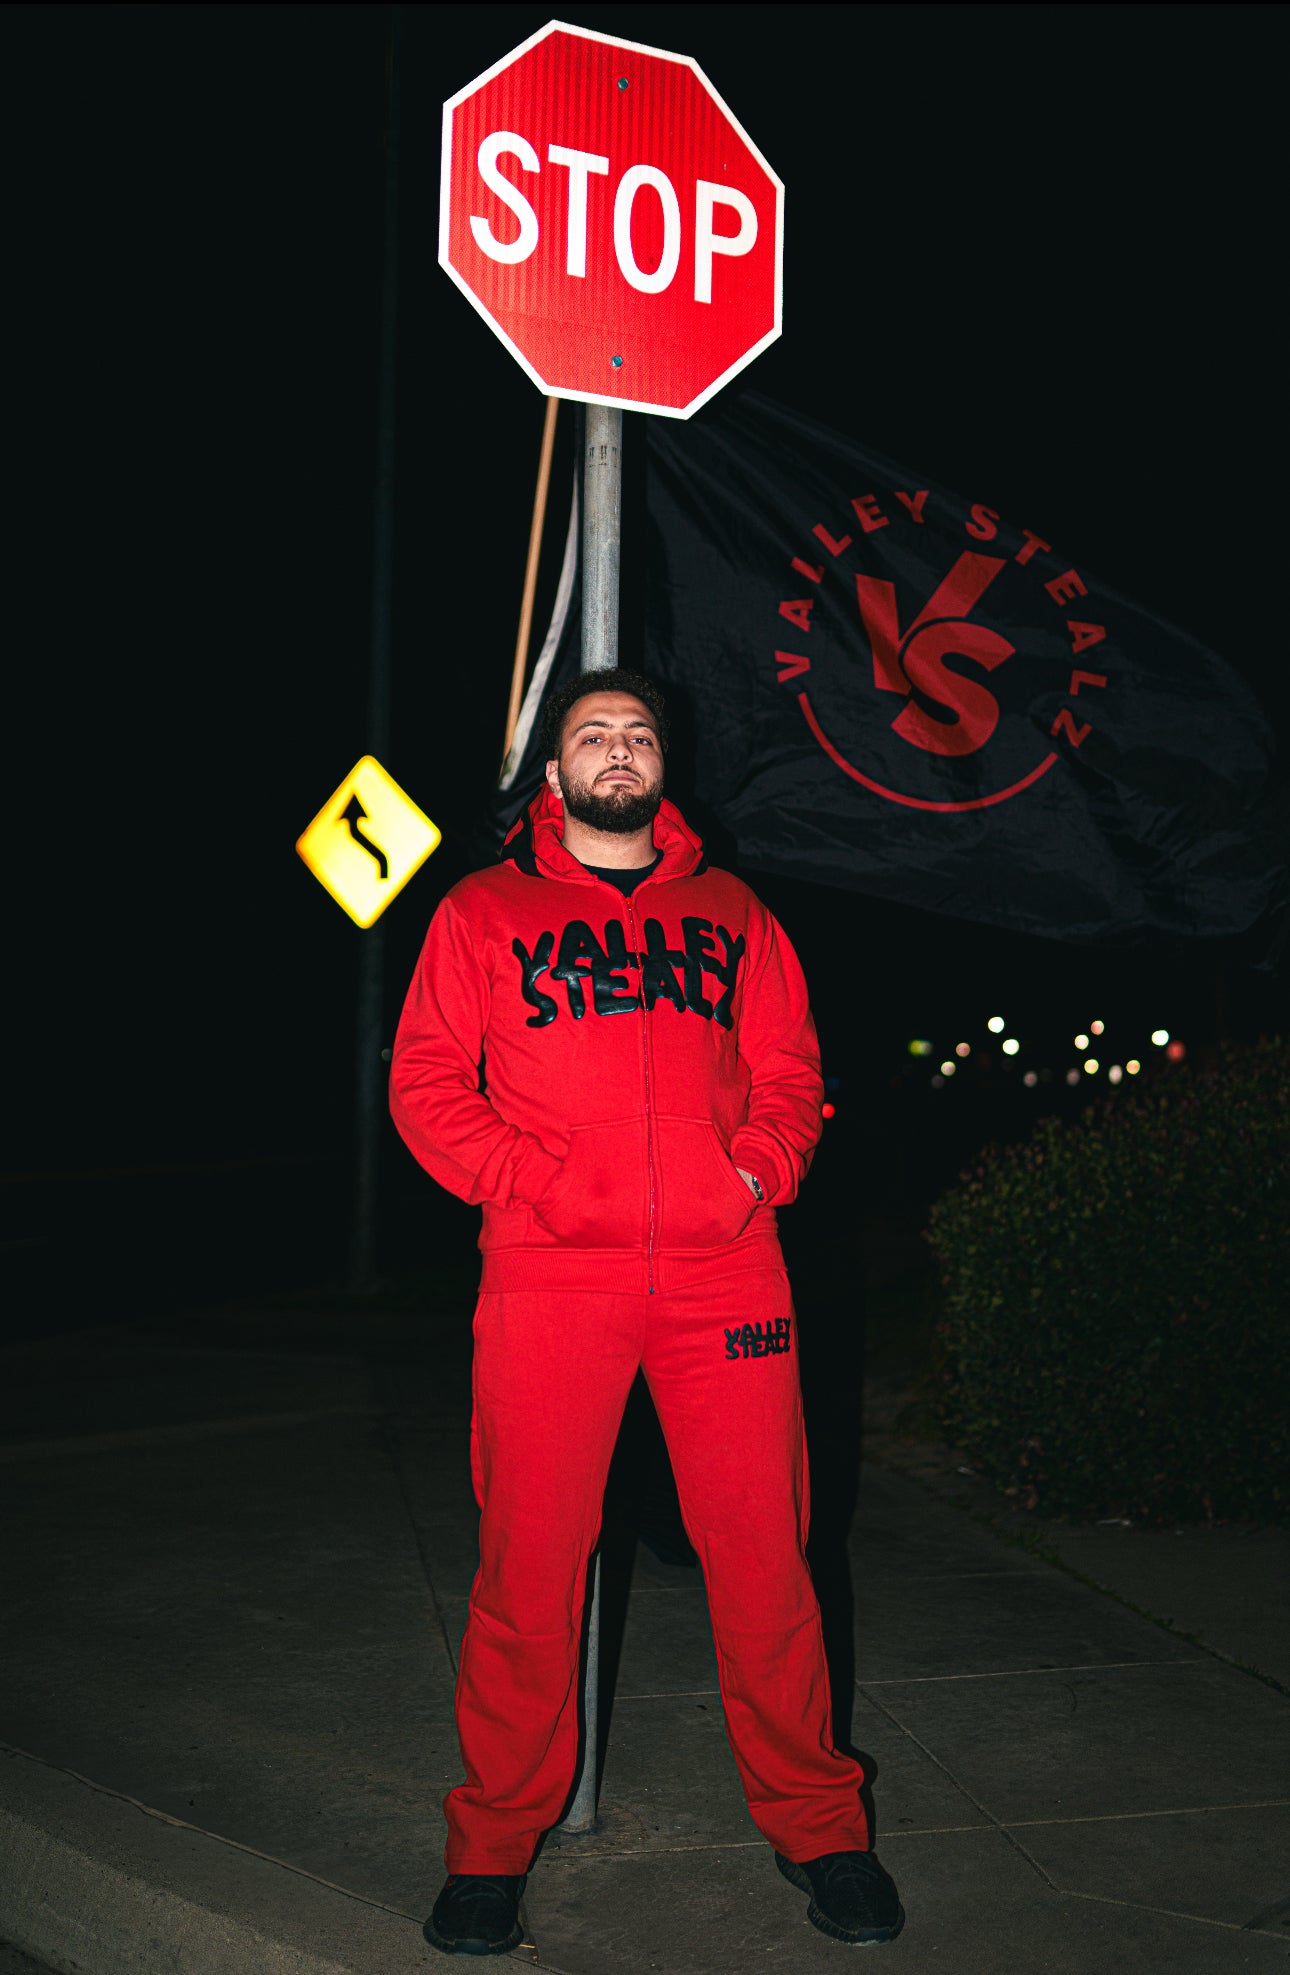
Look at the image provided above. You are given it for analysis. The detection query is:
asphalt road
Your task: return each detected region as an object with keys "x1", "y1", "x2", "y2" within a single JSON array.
[{"x1": 0, "y1": 1945, "x2": 56, "y2": 1973}]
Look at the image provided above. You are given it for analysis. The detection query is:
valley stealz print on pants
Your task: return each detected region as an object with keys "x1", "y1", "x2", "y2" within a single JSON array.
[{"x1": 446, "y1": 1269, "x2": 868, "y2": 1874}]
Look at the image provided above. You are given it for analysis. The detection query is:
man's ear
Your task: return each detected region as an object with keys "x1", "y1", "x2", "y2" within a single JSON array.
[{"x1": 544, "y1": 759, "x2": 562, "y2": 800}]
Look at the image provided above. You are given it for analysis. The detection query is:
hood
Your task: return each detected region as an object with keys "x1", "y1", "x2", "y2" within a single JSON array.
[{"x1": 501, "y1": 784, "x2": 706, "y2": 883}]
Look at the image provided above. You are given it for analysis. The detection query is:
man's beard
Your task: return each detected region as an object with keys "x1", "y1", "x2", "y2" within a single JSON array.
[{"x1": 559, "y1": 768, "x2": 664, "y2": 837}]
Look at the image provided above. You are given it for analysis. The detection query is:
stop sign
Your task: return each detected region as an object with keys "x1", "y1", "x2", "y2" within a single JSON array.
[{"x1": 439, "y1": 21, "x2": 783, "y2": 419}]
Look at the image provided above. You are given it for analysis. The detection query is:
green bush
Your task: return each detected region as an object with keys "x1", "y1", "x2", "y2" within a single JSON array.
[{"x1": 927, "y1": 1039, "x2": 1290, "y2": 1524}]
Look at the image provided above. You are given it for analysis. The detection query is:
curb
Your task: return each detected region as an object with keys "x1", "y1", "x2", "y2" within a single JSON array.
[{"x1": 0, "y1": 1745, "x2": 434, "y2": 1975}]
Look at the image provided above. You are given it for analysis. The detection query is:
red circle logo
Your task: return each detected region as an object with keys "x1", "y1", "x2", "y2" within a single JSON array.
[{"x1": 773, "y1": 495, "x2": 1108, "y2": 811}]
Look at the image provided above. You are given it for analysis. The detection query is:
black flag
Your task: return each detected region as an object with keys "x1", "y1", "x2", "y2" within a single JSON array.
[{"x1": 500, "y1": 393, "x2": 1286, "y2": 954}]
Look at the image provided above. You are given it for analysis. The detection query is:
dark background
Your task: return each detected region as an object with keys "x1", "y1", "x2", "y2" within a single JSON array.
[{"x1": 7, "y1": 1, "x2": 1285, "y2": 1332}]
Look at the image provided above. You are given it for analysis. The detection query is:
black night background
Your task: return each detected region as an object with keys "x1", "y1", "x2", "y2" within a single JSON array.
[
  {"x1": 8, "y1": 1, "x2": 1285, "y2": 1329},
  {"x1": 4, "y1": 8, "x2": 1289, "y2": 1969}
]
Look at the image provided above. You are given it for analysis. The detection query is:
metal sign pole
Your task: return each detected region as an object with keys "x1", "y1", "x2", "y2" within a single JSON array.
[
  {"x1": 558, "y1": 401, "x2": 621, "y2": 1834},
  {"x1": 581, "y1": 405, "x2": 621, "y2": 674},
  {"x1": 349, "y1": 4, "x2": 401, "y2": 1297}
]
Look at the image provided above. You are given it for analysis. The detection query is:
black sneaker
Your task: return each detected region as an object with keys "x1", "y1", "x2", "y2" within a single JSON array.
[
  {"x1": 775, "y1": 1849, "x2": 905, "y2": 1945},
  {"x1": 423, "y1": 1873, "x2": 526, "y2": 1956}
]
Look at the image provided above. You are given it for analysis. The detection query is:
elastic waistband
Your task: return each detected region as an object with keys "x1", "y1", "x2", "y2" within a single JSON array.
[{"x1": 478, "y1": 1230, "x2": 786, "y2": 1296}]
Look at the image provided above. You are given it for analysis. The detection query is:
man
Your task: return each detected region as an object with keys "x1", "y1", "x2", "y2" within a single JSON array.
[{"x1": 390, "y1": 670, "x2": 904, "y2": 1956}]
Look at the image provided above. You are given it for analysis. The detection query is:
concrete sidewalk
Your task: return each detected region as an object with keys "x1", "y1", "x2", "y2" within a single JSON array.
[{"x1": 1, "y1": 1306, "x2": 1288, "y2": 1974}]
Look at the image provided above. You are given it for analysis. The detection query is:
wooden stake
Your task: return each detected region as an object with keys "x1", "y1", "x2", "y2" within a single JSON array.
[{"x1": 503, "y1": 395, "x2": 560, "y2": 762}]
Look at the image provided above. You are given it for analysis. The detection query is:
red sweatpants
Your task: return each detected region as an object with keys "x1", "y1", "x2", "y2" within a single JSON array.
[{"x1": 446, "y1": 1267, "x2": 869, "y2": 1871}]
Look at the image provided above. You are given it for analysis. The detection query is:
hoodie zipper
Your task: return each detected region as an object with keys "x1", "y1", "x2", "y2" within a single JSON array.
[{"x1": 623, "y1": 894, "x2": 657, "y2": 1293}]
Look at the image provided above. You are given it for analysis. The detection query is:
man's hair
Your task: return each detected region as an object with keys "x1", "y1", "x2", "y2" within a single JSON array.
[{"x1": 540, "y1": 668, "x2": 669, "y2": 762}]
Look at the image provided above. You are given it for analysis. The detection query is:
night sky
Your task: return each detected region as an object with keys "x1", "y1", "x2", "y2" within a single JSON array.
[{"x1": 10, "y1": 3, "x2": 1285, "y2": 1316}]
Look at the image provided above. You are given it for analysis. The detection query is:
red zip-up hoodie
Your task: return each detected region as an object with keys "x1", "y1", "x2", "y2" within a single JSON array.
[{"x1": 389, "y1": 788, "x2": 823, "y2": 1294}]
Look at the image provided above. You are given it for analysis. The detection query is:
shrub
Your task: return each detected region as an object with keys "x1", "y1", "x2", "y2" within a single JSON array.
[{"x1": 927, "y1": 1039, "x2": 1290, "y2": 1524}]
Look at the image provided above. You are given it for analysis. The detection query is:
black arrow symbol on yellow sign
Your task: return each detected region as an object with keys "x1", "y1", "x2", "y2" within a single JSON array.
[{"x1": 340, "y1": 794, "x2": 388, "y2": 880}]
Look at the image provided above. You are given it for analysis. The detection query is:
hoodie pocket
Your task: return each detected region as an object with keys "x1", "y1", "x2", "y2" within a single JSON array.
[
  {"x1": 656, "y1": 1119, "x2": 757, "y2": 1250},
  {"x1": 531, "y1": 1118, "x2": 650, "y2": 1248}
]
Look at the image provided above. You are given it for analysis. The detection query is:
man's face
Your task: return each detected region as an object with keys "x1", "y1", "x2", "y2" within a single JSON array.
[{"x1": 545, "y1": 691, "x2": 665, "y2": 836}]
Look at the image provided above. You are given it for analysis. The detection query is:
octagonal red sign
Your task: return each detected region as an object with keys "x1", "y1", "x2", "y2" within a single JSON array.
[{"x1": 439, "y1": 20, "x2": 783, "y2": 419}]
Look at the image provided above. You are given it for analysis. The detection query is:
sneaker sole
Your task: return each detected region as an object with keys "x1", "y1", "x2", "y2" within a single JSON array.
[
  {"x1": 422, "y1": 1912, "x2": 525, "y2": 1957},
  {"x1": 775, "y1": 1854, "x2": 906, "y2": 1945}
]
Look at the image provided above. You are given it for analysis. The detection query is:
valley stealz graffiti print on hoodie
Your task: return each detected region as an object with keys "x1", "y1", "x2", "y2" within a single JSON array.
[{"x1": 389, "y1": 785, "x2": 824, "y2": 1297}]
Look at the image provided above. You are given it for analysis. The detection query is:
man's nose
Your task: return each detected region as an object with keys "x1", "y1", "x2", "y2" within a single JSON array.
[{"x1": 606, "y1": 735, "x2": 633, "y2": 763}]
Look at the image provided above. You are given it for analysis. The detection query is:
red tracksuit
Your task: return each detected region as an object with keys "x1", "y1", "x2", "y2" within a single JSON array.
[{"x1": 390, "y1": 788, "x2": 868, "y2": 1871}]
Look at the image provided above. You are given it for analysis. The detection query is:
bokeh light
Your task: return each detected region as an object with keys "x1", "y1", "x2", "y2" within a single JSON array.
[
  {"x1": 1084, "y1": 1058, "x2": 1100, "y2": 1075},
  {"x1": 1074, "y1": 1032, "x2": 1090, "y2": 1050},
  {"x1": 1108, "y1": 1064, "x2": 1123, "y2": 1084},
  {"x1": 1127, "y1": 1059, "x2": 1141, "y2": 1075},
  {"x1": 1066, "y1": 1069, "x2": 1080, "y2": 1086},
  {"x1": 908, "y1": 1038, "x2": 934, "y2": 1057},
  {"x1": 1002, "y1": 1038, "x2": 1020, "y2": 1057},
  {"x1": 1151, "y1": 1029, "x2": 1170, "y2": 1047},
  {"x1": 1090, "y1": 1020, "x2": 1105, "y2": 1036},
  {"x1": 821, "y1": 1102, "x2": 836, "y2": 1119},
  {"x1": 1166, "y1": 1039, "x2": 1186, "y2": 1062},
  {"x1": 955, "y1": 1042, "x2": 970, "y2": 1058},
  {"x1": 1023, "y1": 1071, "x2": 1038, "y2": 1088},
  {"x1": 987, "y1": 1016, "x2": 1005, "y2": 1034},
  {"x1": 940, "y1": 1060, "x2": 956, "y2": 1076}
]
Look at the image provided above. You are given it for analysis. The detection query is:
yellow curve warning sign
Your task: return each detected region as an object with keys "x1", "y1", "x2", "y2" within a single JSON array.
[{"x1": 296, "y1": 756, "x2": 441, "y2": 928}]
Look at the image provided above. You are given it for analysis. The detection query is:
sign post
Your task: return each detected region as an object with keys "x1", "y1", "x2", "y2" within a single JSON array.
[
  {"x1": 582, "y1": 405, "x2": 621, "y2": 672},
  {"x1": 354, "y1": 4, "x2": 400, "y2": 1297},
  {"x1": 440, "y1": 15, "x2": 783, "y2": 1833},
  {"x1": 555, "y1": 397, "x2": 623, "y2": 1835}
]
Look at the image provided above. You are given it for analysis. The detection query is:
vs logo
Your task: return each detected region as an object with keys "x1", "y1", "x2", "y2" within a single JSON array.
[
  {"x1": 774, "y1": 494, "x2": 1109, "y2": 813},
  {"x1": 856, "y1": 550, "x2": 1013, "y2": 758}
]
